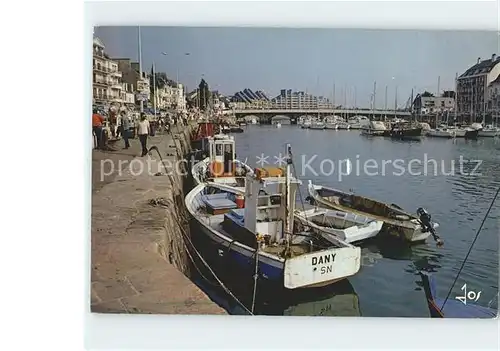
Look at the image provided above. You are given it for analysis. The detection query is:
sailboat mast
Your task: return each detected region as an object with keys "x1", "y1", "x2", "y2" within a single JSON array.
[
  {"x1": 454, "y1": 72, "x2": 458, "y2": 123},
  {"x1": 394, "y1": 86, "x2": 398, "y2": 120},
  {"x1": 317, "y1": 76, "x2": 320, "y2": 120},
  {"x1": 284, "y1": 144, "x2": 292, "y2": 248},
  {"x1": 372, "y1": 81, "x2": 377, "y2": 120},
  {"x1": 354, "y1": 86, "x2": 357, "y2": 110},
  {"x1": 344, "y1": 84, "x2": 347, "y2": 121},
  {"x1": 333, "y1": 83, "x2": 336, "y2": 114},
  {"x1": 384, "y1": 85, "x2": 388, "y2": 121}
]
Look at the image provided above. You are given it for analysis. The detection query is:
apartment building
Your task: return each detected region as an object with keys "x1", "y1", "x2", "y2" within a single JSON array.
[
  {"x1": 488, "y1": 74, "x2": 500, "y2": 116},
  {"x1": 92, "y1": 37, "x2": 123, "y2": 106},
  {"x1": 414, "y1": 95, "x2": 455, "y2": 115},
  {"x1": 271, "y1": 89, "x2": 332, "y2": 109},
  {"x1": 156, "y1": 84, "x2": 186, "y2": 111},
  {"x1": 456, "y1": 54, "x2": 500, "y2": 122},
  {"x1": 114, "y1": 58, "x2": 150, "y2": 106}
]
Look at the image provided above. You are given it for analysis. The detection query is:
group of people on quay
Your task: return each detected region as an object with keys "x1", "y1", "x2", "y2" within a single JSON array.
[{"x1": 91, "y1": 106, "x2": 196, "y2": 154}]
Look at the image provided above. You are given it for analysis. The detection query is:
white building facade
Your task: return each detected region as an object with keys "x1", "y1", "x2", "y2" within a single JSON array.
[
  {"x1": 92, "y1": 37, "x2": 123, "y2": 107},
  {"x1": 271, "y1": 89, "x2": 333, "y2": 109},
  {"x1": 156, "y1": 84, "x2": 186, "y2": 111},
  {"x1": 414, "y1": 96, "x2": 455, "y2": 115}
]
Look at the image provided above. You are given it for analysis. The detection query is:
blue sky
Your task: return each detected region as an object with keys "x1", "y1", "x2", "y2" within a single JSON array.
[{"x1": 94, "y1": 27, "x2": 497, "y2": 108}]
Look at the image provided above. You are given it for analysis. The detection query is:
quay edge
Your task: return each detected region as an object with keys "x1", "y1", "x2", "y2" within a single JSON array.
[{"x1": 91, "y1": 122, "x2": 226, "y2": 315}]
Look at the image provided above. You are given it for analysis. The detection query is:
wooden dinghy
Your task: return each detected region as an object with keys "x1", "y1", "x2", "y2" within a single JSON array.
[
  {"x1": 307, "y1": 181, "x2": 442, "y2": 244},
  {"x1": 294, "y1": 208, "x2": 384, "y2": 244}
]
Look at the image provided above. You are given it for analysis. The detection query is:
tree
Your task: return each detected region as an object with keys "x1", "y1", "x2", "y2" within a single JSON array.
[
  {"x1": 421, "y1": 91, "x2": 434, "y2": 97},
  {"x1": 442, "y1": 90, "x2": 456, "y2": 98},
  {"x1": 198, "y1": 79, "x2": 211, "y2": 110}
]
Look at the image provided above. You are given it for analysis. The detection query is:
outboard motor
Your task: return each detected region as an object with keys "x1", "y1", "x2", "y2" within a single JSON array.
[
  {"x1": 417, "y1": 207, "x2": 443, "y2": 246},
  {"x1": 305, "y1": 196, "x2": 316, "y2": 206}
]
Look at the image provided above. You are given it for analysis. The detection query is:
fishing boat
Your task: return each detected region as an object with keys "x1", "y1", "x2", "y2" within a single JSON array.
[
  {"x1": 294, "y1": 207, "x2": 384, "y2": 244},
  {"x1": 191, "y1": 134, "x2": 253, "y2": 191},
  {"x1": 307, "y1": 181, "x2": 442, "y2": 244},
  {"x1": 275, "y1": 122, "x2": 282, "y2": 128},
  {"x1": 387, "y1": 121, "x2": 423, "y2": 140},
  {"x1": 419, "y1": 272, "x2": 496, "y2": 318},
  {"x1": 185, "y1": 146, "x2": 362, "y2": 290}
]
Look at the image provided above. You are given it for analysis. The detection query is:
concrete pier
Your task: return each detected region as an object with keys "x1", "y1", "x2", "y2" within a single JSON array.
[{"x1": 91, "y1": 125, "x2": 226, "y2": 314}]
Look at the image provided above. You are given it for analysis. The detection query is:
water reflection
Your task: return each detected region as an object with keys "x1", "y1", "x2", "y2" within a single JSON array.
[{"x1": 258, "y1": 279, "x2": 361, "y2": 316}]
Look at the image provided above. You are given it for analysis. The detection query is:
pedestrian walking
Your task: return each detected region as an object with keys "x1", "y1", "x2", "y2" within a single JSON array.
[
  {"x1": 92, "y1": 108, "x2": 104, "y2": 149},
  {"x1": 120, "y1": 110, "x2": 130, "y2": 149},
  {"x1": 166, "y1": 119, "x2": 171, "y2": 134},
  {"x1": 137, "y1": 113, "x2": 150, "y2": 156}
]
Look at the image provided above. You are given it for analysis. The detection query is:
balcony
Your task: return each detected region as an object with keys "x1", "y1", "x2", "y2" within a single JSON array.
[
  {"x1": 93, "y1": 65, "x2": 110, "y2": 73},
  {"x1": 93, "y1": 79, "x2": 108, "y2": 86},
  {"x1": 94, "y1": 94, "x2": 111, "y2": 101},
  {"x1": 110, "y1": 83, "x2": 123, "y2": 90},
  {"x1": 110, "y1": 70, "x2": 122, "y2": 77}
]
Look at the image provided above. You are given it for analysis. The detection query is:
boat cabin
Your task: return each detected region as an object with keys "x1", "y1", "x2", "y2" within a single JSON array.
[
  {"x1": 206, "y1": 134, "x2": 237, "y2": 178},
  {"x1": 223, "y1": 168, "x2": 301, "y2": 245}
]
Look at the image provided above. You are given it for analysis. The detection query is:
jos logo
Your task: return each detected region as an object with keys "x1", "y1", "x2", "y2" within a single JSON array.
[{"x1": 455, "y1": 283, "x2": 482, "y2": 305}]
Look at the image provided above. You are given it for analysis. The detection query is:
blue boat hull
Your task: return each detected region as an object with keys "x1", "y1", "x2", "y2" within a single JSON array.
[{"x1": 419, "y1": 272, "x2": 497, "y2": 318}]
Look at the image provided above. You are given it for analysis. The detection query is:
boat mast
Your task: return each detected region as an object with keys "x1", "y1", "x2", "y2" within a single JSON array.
[
  {"x1": 394, "y1": 86, "x2": 398, "y2": 120},
  {"x1": 333, "y1": 82, "x2": 336, "y2": 116},
  {"x1": 316, "y1": 76, "x2": 320, "y2": 121},
  {"x1": 344, "y1": 84, "x2": 347, "y2": 121},
  {"x1": 410, "y1": 88, "x2": 414, "y2": 122},
  {"x1": 454, "y1": 72, "x2": 458, "y2": 124},
  {"x1": 384, "y1": 85, "x2": 388, "y2": 121},
  {"x1": 284, "y1": 144, "x2": 292, "y2": 250},
  {"x1": 372, "y1": 81, "x2": 376, "y2": 121}
]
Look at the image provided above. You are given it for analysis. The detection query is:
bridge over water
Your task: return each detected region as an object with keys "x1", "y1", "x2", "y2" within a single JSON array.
[{"x1": 226, "y1": 109, "x2": 411, "y2": 124}]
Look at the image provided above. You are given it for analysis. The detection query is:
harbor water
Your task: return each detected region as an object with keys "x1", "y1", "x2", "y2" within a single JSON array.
[{"x1": 192, "y1": 125, "x2": 499, "y2": 317}]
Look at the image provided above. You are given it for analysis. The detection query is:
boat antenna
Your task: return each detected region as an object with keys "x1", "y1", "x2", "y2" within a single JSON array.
[{"x1": 440, "y1": 186, "x2": 500, "y2": 310}]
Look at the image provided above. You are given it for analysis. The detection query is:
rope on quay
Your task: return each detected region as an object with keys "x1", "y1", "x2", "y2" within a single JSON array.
[
  {"x1": 168, "y1": 206, "x2": 254, "y2": 316},
  {"x1": 441, "y1": 186, "x2": 500, "y2": 310}
]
